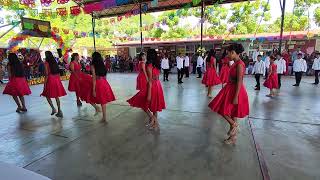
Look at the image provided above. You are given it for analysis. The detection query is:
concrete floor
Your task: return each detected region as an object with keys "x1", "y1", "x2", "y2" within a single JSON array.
[{"x1": 0, "y1": 73, "x2": 319, "y2": 180}]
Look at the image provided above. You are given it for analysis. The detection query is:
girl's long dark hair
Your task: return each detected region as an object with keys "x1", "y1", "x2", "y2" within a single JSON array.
[
  {"x1": 138, "y1": 52, "x2": 145, "y2": 61},
  {"x1": 8, "y1": 53, "x2": 24, "y2": 77},
  {"x1": 71, "y1": 53, "x2": 79, "y2": 62},
  {"x1": 45, "y1": 51, "x2": 60, "y2": 75},
  {"x1": 92, "y1": 52, "x2": 107, "y2": 76},
  {"x1": 207, "y1": 49, "x2": 216, "y2": 63},
  {"x1": 146, "y1": 49, "x2": 160, "y2": 69}
]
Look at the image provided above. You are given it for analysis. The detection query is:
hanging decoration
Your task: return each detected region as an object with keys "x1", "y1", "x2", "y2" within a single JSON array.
[
  {"x1": 57, "y1": 0, "x2": 69, "y2": 4},
  {"x1": 151, "y1": 0, "x2": 158, "y2": 7},
  {"x1": 70, "y1": 6, "x2": 81, "y2": 16},
  {"x1": 56, "y1": 7, "x2": 68, "y2": 16},
  {"x1": 20, "y1": 0, "x2": 35, "y2": 7},
  {"x1": 0, "y1": 0, "x2": 13, "y2": 6},
  {"x1": 40, "y1": 0, "x2": 54, "y2": 7}
]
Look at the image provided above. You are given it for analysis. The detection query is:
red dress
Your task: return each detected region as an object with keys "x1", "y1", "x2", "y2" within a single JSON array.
[
  {"x1": 208, "y1": 60, "x2": 249, "y2": 118},
  {"x1": 263, "y1": 63, "x2": 278, "y2": 89},
  {"x1": 219, "y1": 57, "x2": 230, "y2": 83},
  {"x1": 79, "y1": 74, "x2": 115, "y2": 105},
  {"x1": 136, "y1": 61, "x2": 147, "y2": 90},
  {"x1": 202, "y1": 57, "x2": 221, "y2": 86},
  {"x1": 128, "y1": 64, "x2": 165, "y2": 112},
  {"x1": 68, "y1": 61, "x2": 82, "y2": 95},
  {"x1": 3, "y1": 76, "x2": 31, "y2": 96},
  {"x1": 41, "y1": 62, "x2": 67, "y2": 98}
]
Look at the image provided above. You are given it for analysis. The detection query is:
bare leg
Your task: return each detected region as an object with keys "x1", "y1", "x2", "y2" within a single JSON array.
[
  {"x1": 144, "y1": 108, "x2": 154, "y2": 125},
  {"x1": 19, "y1": 96, "x2": 27, "y2": 111},
  {"x1": 46, "y1": 97, "x2": 56, "y2": 115},
  {"x1": 76, "y1": 95, "x2": 82, "y2": 106},
  {"x1": 12, "y1": 96, "x2": 22, "y2": 112},
  {"x1": 55, "y1": 98, "x2": 63, "y2": 117},
  {"x1": 207, "y1": 86, "x2": 213, "y2": 97},
  {"x1": 151, "y1": 112, "x2": 159, "y2": 130},
  {"x1": 100, "y1": 104, "x2": 107, "y2": 123},
  {"x1": 223, "y1": 115, "x2": 238, "y2": 144}
]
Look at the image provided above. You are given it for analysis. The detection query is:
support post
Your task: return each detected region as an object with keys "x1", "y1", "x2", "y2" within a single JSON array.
[
  {"x1": 92, "y1": 15, "x2": 96, "y2": 52},
  {"x1": 200, "y1": 0, "x2": 204, "y2": 49},
  {"x1": 38, "y1": 38, "x2": 44, "y2": 49},
  {"x1": 139, "y1": 3, "x2": 143, "y2": 51},
  {"x1": 0, "y1": 22, "x2": 20, "y2": 39},
  {"x1": 279, "y1": 0, "x2": 286, "y2": 53}
]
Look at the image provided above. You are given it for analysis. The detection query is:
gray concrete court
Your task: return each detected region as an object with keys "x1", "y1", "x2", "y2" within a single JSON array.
[{"x1": 0, "y1": 73, "x2": 319, "y2": 180}]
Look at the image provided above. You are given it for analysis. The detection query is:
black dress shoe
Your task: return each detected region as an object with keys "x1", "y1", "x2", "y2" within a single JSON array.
[
  {"x1": 293, "y1": 84, "x2": 299, "y2": 86},
  {"x1": 254, "y1": 88, "x2": 260, "y2": 90}
]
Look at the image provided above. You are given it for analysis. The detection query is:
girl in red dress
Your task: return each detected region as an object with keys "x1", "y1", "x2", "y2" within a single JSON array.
[
  {"x1": 80, "y1": 52, "x2": 115, "y2": 123},
  {"x1": 41, "y1": 51, "x2": 67, "y2": 117},
  {"x1": 136, "y1": 52, "x2": 148, "y2": 90},
  {"x1": 68, "y1": 53, "x2": 82, "y2": 106},
  {"x1": 219, "y1": 56, "x2": 231, "y2": 85},
  {"x1": 263, "y1": 55, "x2": 278, "y2": 97},
  {"x1": 128, "y1": 49, "x2": 165, "y2": 131},
  {"x1": 202, "y1": 49, "x2": 221, "y2": 97},
  {"x1": 3, "y1": 53, "x2": 31, "y2": 113},
  {"x1": 208, "y1": 44, "x2": 249, "y2": 145}
]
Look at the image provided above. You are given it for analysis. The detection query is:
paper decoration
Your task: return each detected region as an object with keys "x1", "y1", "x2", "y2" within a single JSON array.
[
  {"x1": 116, "y1": 0, "x2": 129, "y2": 5},
  {"x1": 29, "y1": 9, "x2": 38, "y2": 17},
  {"x1": 62, "y1": 29, "x2": 69, "y2": 34},
  {"x1": 42, "y1": 8, "x2": 52, "y2": 16},
  {"x1": 81, "y1": 32, "x2": 87, "y2": 37},
  {"x1": 38, "y1": 13, "x2": 46, "y2": 19},
  {"x1": 40, "y1": 0, "x2": 54, "y2": 7},
  {"x1": 20, "y1": 0, "x2": 35, "y2": 7},
  {"x1": 24, "y1": 22, "x2": 34, "y2": 30},
  {"x1": 73, "y1": 31, "x2": 79, "y2": 36},
  {"x1": 83, "y1": 2, "x2": 103, "y2": 14},
  {"x1": 57, "y1": 7, "x2": 68, "y2": 16},
  {"x1": 52, "y1": 27, "x2": 59, "y2": 33},
  {"x1": 51, "y1": 12, "x2": 58, "y2": 18},
  {"x1": 103, "y1": 0, "x2": 116, "y2": 8},
  {"x1": 70, "y1": 6, "x2": 81, "y2": 16},
  {"x1": 38, "y1": 25, "x2": 49, "y2": 32},
  {"x1": 57, "y1": 0, "x2": 69, "y2": 4},
  {"x1": 0, "y1": 0, "x2": 13, "y2": 6}
]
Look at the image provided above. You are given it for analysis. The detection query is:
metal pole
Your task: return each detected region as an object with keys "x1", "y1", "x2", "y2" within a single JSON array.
[
  {"x1": 279, "y1": 0, "x2": 286, "y2": 53},
  {"x1": 139, "y1": 3, "x2": 143, "y2": 51},
  {"x1": 200, "y1": 0, "x2": 204, "y2": 49},
  {"x1": 92, "y1": 15, "x2": 96, "y2": 52},
  {"x1": 38, "y1": 38, "x2": 44, "y2": 49},
  {"x1": 0, "y1": 22, "x2": 20, "y2": 39}
]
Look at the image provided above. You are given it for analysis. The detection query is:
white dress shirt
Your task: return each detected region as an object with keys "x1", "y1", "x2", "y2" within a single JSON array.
[
  {"x1": 176, "y1": 56, "x2": 184, "y2": 69},
  {"x1": 184, "y1": 56, "x2": 190, "y2": 67},
  {"x1": 161, "y1": 58, "x2": 169, "y2": 69},
  {"x1": 264, "y1": 56, "x2": 270, "y2": 68},
  {"x1": 252, "y1": 60, "x2": 265, "y2": 76},
  {"x1": 312, "y1": 57, "x2": 320, "y2": 70},
  {"x1": 197, "y1": 56, "x2": 204, "y2": 67},
  {"x1": 252, "y1": 50, "x2": 260, "y2": 62},
  {"x1": 293, "y1": 58, "x2": 307, "y2": 72},
  {"x1": 275, "y1": 58, "x2": 286, "y2": 74}
]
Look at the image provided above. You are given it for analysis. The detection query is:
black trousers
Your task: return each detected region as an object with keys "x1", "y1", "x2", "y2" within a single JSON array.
[
  {"x1": 255, "y1": 74, "x2": 262, "y2": 88},
  {"x1": 163, "y1": 69, "x2": 169, "y2": 81},
  {"x1": 177, "y1": 68, "x2": 184, "y2": 82},
  {"x1": 277, "y1": 74, "x2": 282, "y2": 88},
  {"x1": 197, "y1": 67, "x2": 202, "y2": 78},
  {"x1": 314, "y1": 70, "x2": 320, "y2": 84},
  {"x1": 295, "y1": 72, "x2": 303, "y2": 85},
  {"x1": 192, "y1": 63, "x2": 197, "y2": 74},
  {"x1": 184, "y1": 67, "x2": 189, "y2": 77}
]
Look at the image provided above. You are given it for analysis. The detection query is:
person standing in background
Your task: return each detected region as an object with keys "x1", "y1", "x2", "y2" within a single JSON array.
[
  {"x1": 252, "y1": 48, "x2": 260, "y2": 62},
  {"x1": 161, "y1": 53, "x2": 170, "y2": 81},
  {"x1": 293, "y1": 53, "x2": 307, "y2": 87},
  {"x1": 176, "y1": 53, "x2": 184, "y2": 84},
  {"x1": 0, "y1": 63, "x2": 4, "y2": 84},
  {"x1": 184, "y1": 54, "x2": 190, "y2": 78},
  {"x1": 252, "y1": 55, "x2": 265, "y2": 90},
  {"x1": 191, "y1": 54, "x2": 197, "y2": 74},
  {"x1": 275, "y1": 53, "x2": 286, "y2": 89},
  {"x1": 312, "y1": 52, "x2": 320, "y2": 85},
  {"x1": 196, "y1": 53, "x2": 204, "y2": 78}
]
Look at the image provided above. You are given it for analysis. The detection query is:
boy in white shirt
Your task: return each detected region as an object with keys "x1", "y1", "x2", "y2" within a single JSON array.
[
  {"x1": 176, "y1": 53, "x2": 184, "y2": 84},
  {"x1": 293, "y1": 53, "x2": 307, "y2": 86},
  {"x1": 252, "y1": 55, "x2": 265, "y2": 90},
  {"x1": 184, "y1": 54, "x2": 190, "y2": 78},
  {"x1": 196, "y1": 53, "x2": 204, "y2": 78},
  {"x1": 312, "y1": 52, "x2": 320, "y2": 85},
  {"x1": 275, "y1": 53, "x2": 286, "y2": 89}
]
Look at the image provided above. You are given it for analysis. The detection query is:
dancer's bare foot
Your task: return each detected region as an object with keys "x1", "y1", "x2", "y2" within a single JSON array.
[
  {"x1": 224, "y1": 135, "x2": 237, "y2": 145},
  {"x1": 99, "y1": 118, "x2": 108, "y2": 124},
  {"x1": 94, "y1": 106, "x2": 102, "y2": 116}
]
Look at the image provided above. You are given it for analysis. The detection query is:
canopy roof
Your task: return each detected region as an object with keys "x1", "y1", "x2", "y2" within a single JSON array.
[{"x1": 74, "y1": 0, "x2": 248, "y2": 18}]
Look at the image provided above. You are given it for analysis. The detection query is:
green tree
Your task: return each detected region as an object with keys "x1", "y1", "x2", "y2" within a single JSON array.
[{"x1": 315, "y1": 7, "x2": 320, "y2": 26}]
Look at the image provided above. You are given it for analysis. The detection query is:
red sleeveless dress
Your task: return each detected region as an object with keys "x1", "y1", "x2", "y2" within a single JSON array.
[
  {"x1": 68, "y1": 61, "x2": 82, "y2": 95},
  {"x1": 41, "y1": 62, "x2": 66, "y2": 98},
  {"x1": 219, "y1": 57, "x2": 230, "y2": 83},
  {"x1": 202, "y1": 57, "x2": 221, "y2": 86},
  {"x1": 128, "y1": 64, "x2": 166, "y2": 112},
  {"x1": 208, "y1": 60, "x2": 249, "y2": 118},
  {"x1": 136, "y1": 61, "x2": 147, "y2": 90},
  {"x1": 263, "y1": 63, "x2": 278, "y2": 89},
  {"x1": 3, "y1": 66, "x2": 31, "y2": 96},
  {"x1": 79, "y1": 69, "x2": 115, "y2": 105}
]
